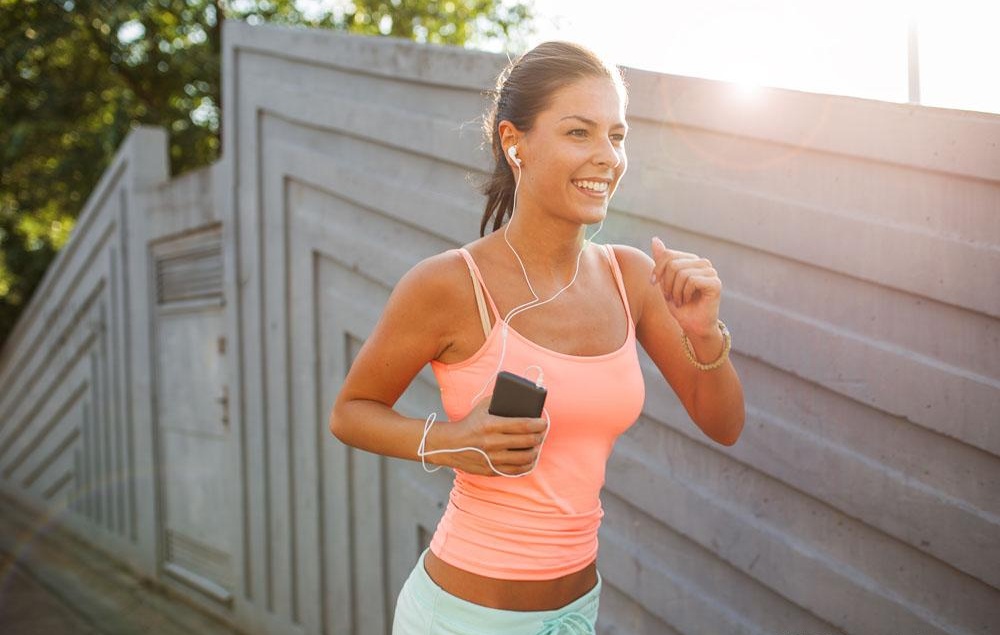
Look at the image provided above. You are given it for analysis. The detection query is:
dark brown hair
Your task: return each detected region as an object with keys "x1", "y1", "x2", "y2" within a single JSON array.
[{"x1": 478, "y1": 41, "x2": 628, "y2": 237}]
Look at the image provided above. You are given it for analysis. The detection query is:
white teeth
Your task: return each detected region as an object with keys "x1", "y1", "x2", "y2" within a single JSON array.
[{"x1": 573, "y1": 180, "x2": 608, "y2": 192}]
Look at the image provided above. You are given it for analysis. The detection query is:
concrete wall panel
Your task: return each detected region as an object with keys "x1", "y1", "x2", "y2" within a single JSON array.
[
  {"x1": 218, "y1": 20, "x2": 1000, "y2": 634},
  {"x1": 1, "y1": 19, "x2": 996, "y2": 635}
]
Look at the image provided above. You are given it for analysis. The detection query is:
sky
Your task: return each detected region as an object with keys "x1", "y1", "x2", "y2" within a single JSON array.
[
  {"x1": 292, "y1": 0, "x2": 1000, "y2": 115},
  {"x1": 513, "y1": 0, "x2": 1000, "y2": 115}
]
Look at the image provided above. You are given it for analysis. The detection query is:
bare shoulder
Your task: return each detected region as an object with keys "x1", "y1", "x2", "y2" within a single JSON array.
[
  {"x1": 399, "y1": 248, "x2": 472, "y2": 332},
  {"x1": 333, "y1": 248, "x2": 470, "y2": 409},
  {"x1": 410, "y1": 248, "x2": 470, "y2": 289},
  {"x1": 407, "y1": 247, "x2": 485, "y2": 355},
  {"x1": 607, "y1": 242, "x2": 655, "y2": 272}
]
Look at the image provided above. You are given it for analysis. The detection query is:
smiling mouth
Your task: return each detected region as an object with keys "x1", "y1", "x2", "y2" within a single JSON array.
[{"x1": 572, "y1": 179, "x2": 609, "y2": 196}]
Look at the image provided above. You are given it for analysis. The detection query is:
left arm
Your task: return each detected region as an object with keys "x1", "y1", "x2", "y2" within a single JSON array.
[{"x1": 612, "y1": 241, "x2": 745, "y2": 446}]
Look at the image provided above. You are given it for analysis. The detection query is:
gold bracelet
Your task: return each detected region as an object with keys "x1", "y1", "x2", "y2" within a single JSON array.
[{"x1": 681, "y1": 320, "x2": 731, "y2": 370}]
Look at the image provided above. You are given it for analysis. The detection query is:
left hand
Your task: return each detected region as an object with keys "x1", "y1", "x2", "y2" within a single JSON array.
[{"x1": 649, "y1": 236, "x2": 721, "y2": 338}]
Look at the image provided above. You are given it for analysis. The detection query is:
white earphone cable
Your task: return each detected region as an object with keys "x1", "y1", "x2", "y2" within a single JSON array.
[
  {"x1": 418, "y1": 145, "x2": 609, "y2": 477},
  {"x1": 476, "y1": 153, "x2": 604, "y2": 405}
]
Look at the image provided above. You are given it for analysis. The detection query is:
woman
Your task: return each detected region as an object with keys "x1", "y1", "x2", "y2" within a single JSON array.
[{"x1": 330, "y1": 41, "x2": 745, "y2": 634}]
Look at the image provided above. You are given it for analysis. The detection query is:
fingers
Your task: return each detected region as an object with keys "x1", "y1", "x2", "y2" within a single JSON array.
[
  {"x1": 498, "y1": 447, "x2": 540, "y2": 466},
  {"x1": 650, "y1": 236, "x2": 665, "y2": 265},
  {"x1": 457, "y1": 446, "x2": 538, "y2": 476},
  {"x1": 671, "y1": 265, "x2": 718, "y2": 305},
  {"x1": 506, "y1": 432, "x2": 546, "y2": 450},
  {"x1": 650, "y1": 236, "x2": 719, "y2": 307},
  {"x1": 452, "y1": 446, "x2": 541, "y2": 476},
  {"x1": 650, "y1": 239, "x2": 700, "y2": 286},
  {"x1": 474, "y1": 403, "x2": 547, "y2": 467},
  {"x1": 683, "y1": 274, "x2": 721, "y2": 305},
  {"x1": 481, "y1": 413, "x2": 545, "y2": 433},
  {"x1": 489, "y1": 425, "x2": 545, "y2": 475},
  {"x1": 460, "y1": 401, "x2": 547, "y2": 476},
  {"x1": 477, "y1": 447, "x2": 539, "y2": 477},
  {"x1": 483, "y1": 431, "x2": 543, "y2": 451},
  {"x1": 517, "y1": 418, "x2": 549, "y2": 434},
  {"x1": 656, "y1": 258, "x2": 717, "y2": 306}
]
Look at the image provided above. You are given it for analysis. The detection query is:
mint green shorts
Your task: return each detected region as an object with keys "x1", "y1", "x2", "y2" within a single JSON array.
[{"x1": 391, "y1": 548, "x2": 601, "y2": 634}]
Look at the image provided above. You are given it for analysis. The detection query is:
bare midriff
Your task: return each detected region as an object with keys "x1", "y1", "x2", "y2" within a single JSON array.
[{"x1": 423, "y1": 548, "x2": 598, "y2": 611}]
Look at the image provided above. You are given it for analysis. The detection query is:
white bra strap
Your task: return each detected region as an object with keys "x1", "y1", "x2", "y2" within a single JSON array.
[{"x1": 468, "y1": 267, "x2": 493, "y2": 338}]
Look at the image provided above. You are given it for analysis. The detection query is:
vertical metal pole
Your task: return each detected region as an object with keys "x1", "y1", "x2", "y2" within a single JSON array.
[{"x1": 908, "y1": 16, "x2": 921, "y2": 104}]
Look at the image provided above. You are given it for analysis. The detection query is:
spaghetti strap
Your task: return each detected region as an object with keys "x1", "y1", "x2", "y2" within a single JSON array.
[
  {"x1": 426, "y1": 244, "x2": 647, "y2": 581},
  {"x1": 602, "y1": 244, "x2": 635, "y2": 328},
  {"x1": 456, "y1": 248, "x2": 500, "y2": 335}
]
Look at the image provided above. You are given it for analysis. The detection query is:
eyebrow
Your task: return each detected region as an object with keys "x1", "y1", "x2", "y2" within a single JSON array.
[{"x1": 559, "y1": 115, "x2": 628, "y2": 131}]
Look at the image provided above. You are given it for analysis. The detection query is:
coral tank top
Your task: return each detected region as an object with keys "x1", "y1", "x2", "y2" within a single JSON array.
[{"x1": 428, "y1": 243, "x2": 645, "y2": 580}]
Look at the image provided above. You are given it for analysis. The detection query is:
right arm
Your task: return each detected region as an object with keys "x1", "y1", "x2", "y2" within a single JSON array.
[{"x1": 328, "y1": 252, "x2": 546, "y2": 475}]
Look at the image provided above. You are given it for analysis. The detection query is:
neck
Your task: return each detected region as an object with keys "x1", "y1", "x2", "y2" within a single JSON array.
[{"x1": 502, "y1": 211, "x2": 595, "y2": 286}]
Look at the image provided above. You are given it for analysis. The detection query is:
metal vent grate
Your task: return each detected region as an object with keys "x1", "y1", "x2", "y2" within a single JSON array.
[
  {"x1": 156, "y1": 242, "x2": 223, "y2": 304},
  {"x1": 165, "y1": 528, "x2": 234, "y2": 593}
]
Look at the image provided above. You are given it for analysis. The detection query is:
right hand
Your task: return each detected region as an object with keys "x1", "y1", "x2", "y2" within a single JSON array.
[{"x1": 438, "y1": 397, "x2": 548, "y2": 476}]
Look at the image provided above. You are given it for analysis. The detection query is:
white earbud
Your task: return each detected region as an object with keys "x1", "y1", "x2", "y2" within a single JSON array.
[
  {"x1": 508, "y1": 145, "x2": 521, "y2": 166},
  {"x1": 417, "y1": 133, "x2": 608, "y2": 479}
]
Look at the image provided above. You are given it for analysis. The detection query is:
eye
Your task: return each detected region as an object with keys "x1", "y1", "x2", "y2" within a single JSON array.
[
  {"x1": 569, "y1": 129, "x2": 588, "y2": 137},
  {"x1": 611, "y1": 134, "x2": 626, "y2": 142}
]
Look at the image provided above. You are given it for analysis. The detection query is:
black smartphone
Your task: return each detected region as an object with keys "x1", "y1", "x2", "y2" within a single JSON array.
[{"x1": 488, "y1": 370, "x2": 547, "y2": 418}]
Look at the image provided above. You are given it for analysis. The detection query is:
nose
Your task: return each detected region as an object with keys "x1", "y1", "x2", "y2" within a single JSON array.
[{"x1": 594, "y1": 137, "x2": 623, "y2": 169}]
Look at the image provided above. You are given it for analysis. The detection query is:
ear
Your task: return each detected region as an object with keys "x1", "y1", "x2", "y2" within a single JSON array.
[{"x1": 498, "y1": 119, "x2": 523, "y2": 165}]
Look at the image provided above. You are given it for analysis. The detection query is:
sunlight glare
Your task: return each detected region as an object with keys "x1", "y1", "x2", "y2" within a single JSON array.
[{"x1": 523, "y1": 0, "x2": 998, "y2": 114}]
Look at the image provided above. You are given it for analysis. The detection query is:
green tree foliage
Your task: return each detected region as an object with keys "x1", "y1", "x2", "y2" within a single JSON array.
[{"x1": 0, "y1": 0, "x2": 534, "y2": 351}]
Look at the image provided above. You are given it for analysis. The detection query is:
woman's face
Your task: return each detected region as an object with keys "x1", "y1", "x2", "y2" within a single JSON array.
[{"x1": 512, "y1": 76, "x2": 628, "y2": 227}]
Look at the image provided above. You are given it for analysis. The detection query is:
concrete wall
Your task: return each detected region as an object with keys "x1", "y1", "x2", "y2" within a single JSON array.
[
  {"x1": 0, "y1": 121, "x2": 236, "y2": 617},
  {"x1": 1, "y1": 18, "x2": 998, "y2": 635},
  {"x1": 0, "y1": 127, "x2": 169, "y2": 580}
]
